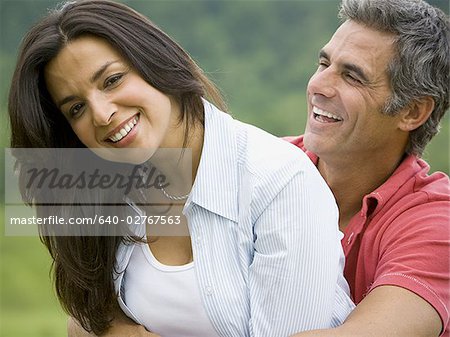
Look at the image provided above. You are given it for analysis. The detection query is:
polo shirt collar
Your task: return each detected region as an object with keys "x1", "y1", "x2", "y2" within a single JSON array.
[
  {"x1": 289, "y1": 135, "x2": 425, "y2": 219},
  {"x1": 360, "y1": 154, "x2": 424, "y2": 218},
  {"x1": 183, "y1": 100, "x2": 239, "y2": 222}
]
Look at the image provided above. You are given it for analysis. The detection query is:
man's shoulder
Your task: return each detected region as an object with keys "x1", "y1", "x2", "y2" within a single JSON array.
[
  {"x1": 361, "y1": 155, "x2": 449, "y2": 237},
  {"x1": 388, "y1": 155, "x2": 449, "y2": 203},
  {"x1": 412, "y1": 157, "x2": 450, "y2": 197}
]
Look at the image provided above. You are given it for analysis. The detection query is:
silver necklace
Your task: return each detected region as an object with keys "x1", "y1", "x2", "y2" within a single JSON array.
[
  {"x1": 137, "y1": 165, "x2": 189, "y2": 201},
  {"x1": 158, "y1": 183, "x2": 190, "y2": 201}
]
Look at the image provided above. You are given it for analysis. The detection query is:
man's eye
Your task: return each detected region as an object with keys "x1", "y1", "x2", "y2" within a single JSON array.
[
  {"x1": 104, "y1": 74, "x2": 123, "y2": 88},
  {"x1": 317, "y1": 61, "x2": 329, "y2": 70},
  {"x1": 345, "y1": 73, "x2": 363, "y2": 84}
]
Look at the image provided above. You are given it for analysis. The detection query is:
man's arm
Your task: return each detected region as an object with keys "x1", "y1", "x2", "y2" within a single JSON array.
[
  {"x1": 291, "y1": 285, "x2": 442, "y2": 337},
  {"x1": 67, "y1": 309, "x2": 160, "y2": 337}
]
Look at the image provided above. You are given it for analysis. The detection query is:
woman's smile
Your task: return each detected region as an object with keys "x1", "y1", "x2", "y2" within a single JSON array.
[{"x1": 106, "y1": 113, "x2": 140, "y2": 145}]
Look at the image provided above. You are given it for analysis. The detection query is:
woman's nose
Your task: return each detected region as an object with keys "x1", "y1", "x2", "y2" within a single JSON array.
[{"x1": 90, "y1": 95, "x2": 116, "y2": 127}]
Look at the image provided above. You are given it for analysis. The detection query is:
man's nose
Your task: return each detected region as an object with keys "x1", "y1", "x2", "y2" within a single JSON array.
[{"x1": 307, "y1": 67, "x2": 338, "y2": 98}]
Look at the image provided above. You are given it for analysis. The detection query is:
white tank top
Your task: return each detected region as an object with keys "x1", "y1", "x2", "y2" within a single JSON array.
[{"x1": 123, "y1": 243, "x2": 219, "y2": 337}]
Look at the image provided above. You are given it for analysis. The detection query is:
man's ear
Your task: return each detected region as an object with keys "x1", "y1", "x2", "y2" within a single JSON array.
[{"x1": 398, "y1": 97, "x2": 435, "y2": 131}]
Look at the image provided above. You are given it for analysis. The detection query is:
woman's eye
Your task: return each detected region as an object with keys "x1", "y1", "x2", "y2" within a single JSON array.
[
  {"x1": 69, "y1": 103, "x2": 85, "y2": 118},
  {"x1": 104, "y1": 74, "x2": 123, "y2": 88}
]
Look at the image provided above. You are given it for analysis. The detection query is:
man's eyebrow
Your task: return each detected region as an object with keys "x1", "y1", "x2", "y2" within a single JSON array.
[
  {"x1": 57, "y1": 60, "x2": 120, "y2": 108},
  {"x1": 319, "y1": 49, "x2": 329, "y2": 60},
  {"x1": 342, "y1": 63, "x2": 369, "y2": 83},
  {"x1": 319, "y1": 49, "x2": 369, "y2": 83}
]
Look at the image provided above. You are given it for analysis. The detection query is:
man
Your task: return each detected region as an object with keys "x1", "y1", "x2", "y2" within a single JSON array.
[{"x1": 289, "y1": 0, "x2": 449, "y2": 336}]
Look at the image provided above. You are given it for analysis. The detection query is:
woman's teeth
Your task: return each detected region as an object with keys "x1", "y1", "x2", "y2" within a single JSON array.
[{"x1": 109, "y1": 115, "x2": 139, "y2": 142}]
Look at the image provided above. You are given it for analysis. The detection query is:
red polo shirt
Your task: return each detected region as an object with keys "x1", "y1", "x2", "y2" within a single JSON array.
[{"x1": 287, "y1": 135, "x2": 450, "y2": 336}]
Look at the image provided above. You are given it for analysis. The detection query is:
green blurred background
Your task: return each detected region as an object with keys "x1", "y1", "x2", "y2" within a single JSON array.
[{"x1": 1, "y1": 0, "x2": 448, "y2": 336}]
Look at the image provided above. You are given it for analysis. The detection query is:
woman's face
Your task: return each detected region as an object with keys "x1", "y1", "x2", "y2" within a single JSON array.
[{"x1": 44, "y1": 35, "x2": 184, "y2": 163}]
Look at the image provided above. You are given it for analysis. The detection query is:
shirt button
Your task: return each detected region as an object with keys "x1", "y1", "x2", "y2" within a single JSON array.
[
  {"x1": 347, "y1": 232, "x2": 354, "y2": 245},
  {"x1": 196, "y1": 236, "x2": 202, "y2": 245},
  {"x1": 205, "y1": 286, "x2": 213, "y2": 296}
]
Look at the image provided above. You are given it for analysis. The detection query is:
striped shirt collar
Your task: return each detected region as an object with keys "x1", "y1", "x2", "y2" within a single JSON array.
[{"x1": 184, "y1": 100, "x2": 239, "y2": 222}]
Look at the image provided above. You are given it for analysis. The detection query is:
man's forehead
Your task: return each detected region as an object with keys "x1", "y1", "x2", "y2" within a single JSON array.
[
  {"x1": 323, "y1": 20, "x2": 396, "y2": 78},
  {"x1": 331, "y1": 20, "x2": 395, "y2": 50}
]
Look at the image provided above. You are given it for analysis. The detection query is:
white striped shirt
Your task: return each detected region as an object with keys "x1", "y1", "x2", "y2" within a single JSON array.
[{"x1": 114, "y1": 100, "x2": 355, "y2": 337}]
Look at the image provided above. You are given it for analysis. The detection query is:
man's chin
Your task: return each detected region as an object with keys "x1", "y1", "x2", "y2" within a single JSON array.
[{"x1": 302, "y1": 132, "x2": 317, "y2": 152}]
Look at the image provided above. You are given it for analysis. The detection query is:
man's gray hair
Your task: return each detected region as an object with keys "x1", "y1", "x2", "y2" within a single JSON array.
[{"x1": 339, "y1": 0, "x2": 449, "y2": 156}]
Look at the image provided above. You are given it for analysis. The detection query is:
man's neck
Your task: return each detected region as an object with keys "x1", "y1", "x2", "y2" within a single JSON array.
[{"x1": 318, "y1": 152, "x2": 405, "y2": 231}]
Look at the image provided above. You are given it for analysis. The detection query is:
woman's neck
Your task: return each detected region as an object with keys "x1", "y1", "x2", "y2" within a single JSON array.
[{"x1": 152, "y1": 120, "x2": 204, "y2": 198}]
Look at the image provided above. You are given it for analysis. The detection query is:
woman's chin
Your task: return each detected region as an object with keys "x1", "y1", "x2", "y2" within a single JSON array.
[{"x1": 90, "y1": 147, "x2": 156, "y2": 165}]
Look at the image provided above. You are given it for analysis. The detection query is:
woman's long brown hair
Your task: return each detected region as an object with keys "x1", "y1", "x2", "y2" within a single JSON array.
[{"x1": 8, "y1": 0, "x2": 226, "y2": 333}]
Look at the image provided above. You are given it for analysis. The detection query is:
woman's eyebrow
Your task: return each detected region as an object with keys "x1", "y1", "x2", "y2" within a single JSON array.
[
  {"x1": 89, "y1": 60, "x2": 120, "y2": 83},
  {"x1": 57, "y1": 60, "x2": 120, "y2": 108}
]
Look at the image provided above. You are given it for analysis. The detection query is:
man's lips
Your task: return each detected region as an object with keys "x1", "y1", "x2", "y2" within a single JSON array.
[{"x1": 312, "y1": 106, "x2": 343, "y2": 122}]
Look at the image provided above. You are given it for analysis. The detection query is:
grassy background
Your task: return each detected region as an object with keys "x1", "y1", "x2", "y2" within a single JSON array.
[{"x1": 0, "y1": 212, "x2": 67, "y2": 337}]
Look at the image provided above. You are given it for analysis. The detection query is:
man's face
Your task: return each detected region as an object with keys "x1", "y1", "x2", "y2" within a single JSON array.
[{"x1": 304, "y1": 20, "x2": 407, "y2": 163}]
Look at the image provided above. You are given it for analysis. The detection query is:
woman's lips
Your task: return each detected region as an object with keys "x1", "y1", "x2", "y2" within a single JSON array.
[{"x1": 105, "y1": 114, "x2": 140, "y2": 143}]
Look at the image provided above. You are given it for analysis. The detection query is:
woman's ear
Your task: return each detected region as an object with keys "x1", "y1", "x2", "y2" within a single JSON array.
[{"x1": 398, "y1": 96, "x2": 435, "y2": 131}]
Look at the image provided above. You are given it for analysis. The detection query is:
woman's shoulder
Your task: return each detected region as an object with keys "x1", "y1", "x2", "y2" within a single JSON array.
[
  {"x1": 231, "y1": 119, "x2": 334, "y2": 221},
  {"x1": 203, "y1": 100, "x2": 317, "y2": 185},
  {"x1": 233, "y1": 118, "x2": 314, "y2": 178}
]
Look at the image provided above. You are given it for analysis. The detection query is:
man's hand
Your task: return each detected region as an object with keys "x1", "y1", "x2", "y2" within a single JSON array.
[
  {"x1": 67, "y1": 309, "x2": 161, "y2": 337},
  {"x1": 290, "y1": 285, "x2": 442, "y2": 337}
]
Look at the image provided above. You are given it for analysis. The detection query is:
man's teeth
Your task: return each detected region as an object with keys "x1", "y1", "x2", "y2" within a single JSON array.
[
  {"x1": 313, "y1": 106, "x2": 343, "y2": 121},
  {"x1": 109, "y1": 115, "x2": 139, "y2": 142}
]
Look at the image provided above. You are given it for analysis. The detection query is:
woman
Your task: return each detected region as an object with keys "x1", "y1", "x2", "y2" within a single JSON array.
[{"x1": 8, "y1": 0, "x2": 354, "y2": 336}]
